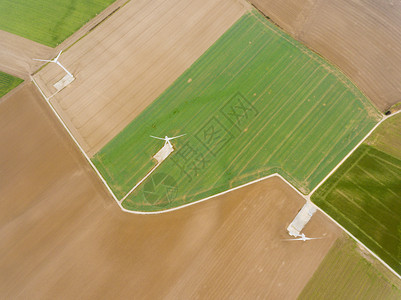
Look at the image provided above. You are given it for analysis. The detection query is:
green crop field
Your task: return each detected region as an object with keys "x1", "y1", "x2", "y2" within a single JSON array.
[
  {"x1": 92, "y1": 11, "x2": 381, "y2": 212},
  {"x1": 0, "y1": 72, "x2": 23, "y2": 98},
  {"x1": 0, "y1": 0, "x2": 116, "y2": 47},
  {"x1": 313, "y1": 114, "x2": 401, "y2": 275},
  {"x1": 299, "y1": 237, "x2": 401, "y2": 299}
]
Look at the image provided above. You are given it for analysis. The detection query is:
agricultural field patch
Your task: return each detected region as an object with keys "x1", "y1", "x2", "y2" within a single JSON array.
[
  {"x1": 0, "y1": 71, "x2": 23, "y2": 98},
  {"x1": 92, "y1": 11, "x2": 381, "y2": 212},
  {"x1": 0, "y1": 0, "x2": 116, "y2": 47},
  {"x1": 366, "y1": 113, "x2": 401, "y2": 161},
  {"x1": 313, "y1": 142, "x2": 401, "y2": 274},
  {"x1": 299, "y1": 236, "x2": 401, "y2": 299},
  {"x1": 250, "y1": 0, "x2": 401, "y2": 111}
]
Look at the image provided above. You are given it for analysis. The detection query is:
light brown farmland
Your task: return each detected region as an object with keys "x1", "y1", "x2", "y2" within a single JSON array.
[
  {"x1": 33, "y1": 0, "x2": 248, "y2": 156},
  {"x1": 0, "y1": 84, "x2": 341, "y2": 298},
  {"x1": 250, "y1": 0, "x2": 401, "y2": 111},
  {"x1": 0, "y1": 30, "x2": 52, "y2": 80}
]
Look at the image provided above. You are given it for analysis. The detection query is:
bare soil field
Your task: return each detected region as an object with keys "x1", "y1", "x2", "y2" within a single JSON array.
[
  {"x1": 250, "y1": 0, "x2": 401, "y2": 111},
  {"x1": 33, "y1": 0, "x2": 248, "y2": 156},
  {"x1": 0, "y1": 84, "x2": 341, "y2": 298},
  {"x1": 0, "y1": 30, "x2": 52, "y2": 80}
]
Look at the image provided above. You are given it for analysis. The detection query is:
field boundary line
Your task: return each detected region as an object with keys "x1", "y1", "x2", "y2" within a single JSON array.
[
  {"x1": 310, "y1": 201, "x2": 401, "y2": 281},
  {"x1": 31, "y1": 76, "x2": 122, "y2": 206},
  {"x1": 116, "y1": 167, "x2": 401, "y2": 281},
  {"x1": 317, "y1": 144, "x2": 369, "y2": 198},
  {"x1": 29, "y1": 79, "x2": 401, "y2": 279},
  {"x1": 31, "y1": 68, "x2": 401, "y2": 216},
  {"x1": 309, "y1": 109, "x2": 401, "y2": 197},
  {"x1": 120, "y1": 161, "x2": 161, "y2": 204},
  {"x1": 118, "y1": 172, "x2": 306, "y2": 214}
]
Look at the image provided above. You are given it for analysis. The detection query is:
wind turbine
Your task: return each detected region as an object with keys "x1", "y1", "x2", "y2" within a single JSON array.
[
  {"x1": 150, "y1": 134, "x2": 186, "y2": 147},
  {"x1": 33, "y1": 50, "x2": 74, "y2": 78},
  {"x1": 283, "y1": 233, "x2": 323, "y2": 242}
]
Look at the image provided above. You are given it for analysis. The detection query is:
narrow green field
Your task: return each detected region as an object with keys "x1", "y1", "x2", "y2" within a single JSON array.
[
  {"x1": 0, "y1": 0, "x2": 116, "y2": 47},
  {"x1": 92, "y1": 11, "x2": 380, "y2": 211},
  {"x1": 0, "y1": 72, "x2": 23, "y2": 98},
  {"x1": 313, "y1": 114, "x2": 401, "y2": 275},
  {"x1": 299, "y1": 237, "x2": 401, "y2": 299}
]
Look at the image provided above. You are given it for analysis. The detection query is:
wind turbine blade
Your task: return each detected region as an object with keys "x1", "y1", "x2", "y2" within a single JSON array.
[
  {"x1": 283, "y1": 236, "x2": 324, "y2": 241},
  {"x1": 55, "y1": 61, "x2": 73, "y2": 78},
  {"x1": 150, "y1": 135, "x2": 165, "y2": 140},
  {"x1": 55, "y1": 50, "x2": 62, "y2": 61},
  {"x1": 33, "y1": 58, "x2": 51, "y2": 62},
  {"x1": 169, "y1": 134, "x2": 186, "y2": 140}
]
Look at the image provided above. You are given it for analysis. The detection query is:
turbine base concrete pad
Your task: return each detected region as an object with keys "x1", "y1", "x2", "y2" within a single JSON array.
[
  {"x1": 153, "y1": 143, "x2": 174, "y2": 163},
  {"x1": 53, "y1": 74, "x2": 74, "y2": 91},
  {"x1": 287, "y1": 201, "x2": 317, "y2": 237}
]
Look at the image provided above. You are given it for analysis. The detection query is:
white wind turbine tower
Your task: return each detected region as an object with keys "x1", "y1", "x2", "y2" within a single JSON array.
[{"x1": 33, "y1": 50, "x2": 74, "y2": 78}]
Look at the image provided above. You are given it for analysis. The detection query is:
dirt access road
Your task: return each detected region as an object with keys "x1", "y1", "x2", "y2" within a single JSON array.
[
  {"x1": 0, "y1": 84, "x2": 340, "y2": 298},
  {"x1": 33, "y1": 0, "x2": 249, "y2": 157},
  {"x1": 250, "y1": 0, "x2": 401, "y2": 111}
]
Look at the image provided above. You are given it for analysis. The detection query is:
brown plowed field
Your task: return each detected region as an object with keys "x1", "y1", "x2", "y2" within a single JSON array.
[
  {"x1": 33, "y1": 0, "x2": 248, "y2": 156},
  {"x1": 0, "y1": 84, "x2": 340, "y2": 298},
  {"x1": 250, "y1": 0, "x2": 401, "y2": 111}
]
